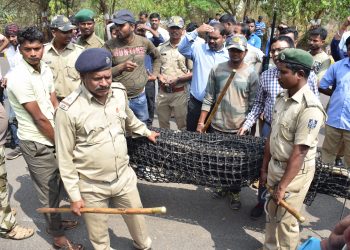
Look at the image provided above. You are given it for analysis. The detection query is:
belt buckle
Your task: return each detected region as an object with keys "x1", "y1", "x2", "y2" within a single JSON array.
[{"x1": 164, "y1": 84, "x2": 173, "y2": 93}]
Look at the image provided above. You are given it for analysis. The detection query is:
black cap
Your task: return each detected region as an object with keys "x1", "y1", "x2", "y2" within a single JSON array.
[
  {"x1": 112, "y1": 9, "x2": 136, "y2": 24},
  {"x1": 75, "y1": 48, "x2": 112, "y2": 73}
]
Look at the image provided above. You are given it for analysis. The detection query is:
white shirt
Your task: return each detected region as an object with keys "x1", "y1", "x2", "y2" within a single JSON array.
[
  {"x1": 7, "y1": 59, "x2": 55, "y2": 146},
  {"x1": 339, "y1": 31, "x2": 350, "y2": 54},
  {"x1": 146, "y1": 27, "x2": 170, "y2": 43},
  {"x1": 4, "y1": 45, "x2": 22, "y2": 74}
]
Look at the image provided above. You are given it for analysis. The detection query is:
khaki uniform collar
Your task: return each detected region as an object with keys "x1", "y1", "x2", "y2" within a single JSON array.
[
  {"x1": 47, "y1": 40, "x2": 75, "y2": 54},
  {"x1": 163, "y1": 40, "x2": 180, "y2": 49},
  {"x1": 82, "y1": 32, "x2": 97, "y2": 45},
  {"x1": 80, "y1": 83, "x2": 114, "y2": 105},
  {"x1": 283, "y1": 84, "x2": 309, "y2": 103}
]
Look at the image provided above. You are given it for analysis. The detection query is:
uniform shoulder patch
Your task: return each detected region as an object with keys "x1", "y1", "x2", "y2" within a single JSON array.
[
  {"x1": 58, "y1": 88, "x2": 82, "y2": 111},
  {"x1": 307, "y1": 119, "x2": 318, "y2": 129},
  {"x1": 303, "y1": 91, "x2": 321, "y2": 108},
  {"x1": 111, "y1": 82, "x2": 126, "y2": 91}
]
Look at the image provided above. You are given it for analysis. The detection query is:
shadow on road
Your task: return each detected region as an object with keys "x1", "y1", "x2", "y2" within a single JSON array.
[{"x1": 138, "y1": 182, "x2": 264, "y2": 249}]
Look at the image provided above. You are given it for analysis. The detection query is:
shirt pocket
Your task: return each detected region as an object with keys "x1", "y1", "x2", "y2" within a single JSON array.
[
  {"x1": 49, "y1": 66, "x2": 58, "y2": 81},
  {"x1": 66, "y1": 66, "x2": 80, "y2": 81},
  {"x1": 280, "y1": 121, "x2": 295, "y2": 142},
  {"x1": 84, "y1": 123, "x2": 108, "y2": 145},
  {"x1": 116, "y1": 110, "x2": 127, "y2": 135}
]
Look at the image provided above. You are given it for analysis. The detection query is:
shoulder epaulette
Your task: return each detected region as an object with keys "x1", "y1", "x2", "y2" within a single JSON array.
[
  {"x1": 111, "y1": 82, "x2": 126, "y2": 91},
  {"x1": 303, "y1": 91, "x2": 321, "y2": 108},
  {"x1": 58, "y1": 88, "x2": 82, "y2": 111}
]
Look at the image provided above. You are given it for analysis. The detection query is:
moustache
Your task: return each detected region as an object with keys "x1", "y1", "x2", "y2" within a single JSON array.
[{"x1": 95, "y1": 86, "x2": 111, "y2": 91}]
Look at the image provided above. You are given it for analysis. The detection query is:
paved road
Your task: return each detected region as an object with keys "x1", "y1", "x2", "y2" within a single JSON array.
[{"x1": 1, "y1": 125, "x2": 349, "y2": 250}]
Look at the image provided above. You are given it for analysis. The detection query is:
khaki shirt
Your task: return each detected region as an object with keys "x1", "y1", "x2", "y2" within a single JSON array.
[
  {"x1": 43, "y1": 42, "x2": 84, "y2": 98},
  {"x1": 158, "y1": 40, "x2": 192, "y2": 88},
  {"x1": 270, "y1": 84, "x2": 326, "y2": 162},
  {"x1": 7, "y1": 59, "x2": 55, "y2": 146},
  {"x1": 55, "y1": 82, "x2": 151, "y2": 202},
  {"x1": 76, "y1": 32, "x2": 104, "y2": 49}
]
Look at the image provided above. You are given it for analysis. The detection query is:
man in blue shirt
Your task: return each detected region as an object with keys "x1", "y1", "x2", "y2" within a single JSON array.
[
  {"x1": 255, "y1": 16, "x2": 266, "y2": 44},
  {"x1": 178, "y1": 23, "x2": 229, "y2": 131},
  {"x1": 247, "y1": 18, "x2": 261, "y2": 49},
  {"x1": 319, "y1": 36, "x2": 350, "y2": 169}
]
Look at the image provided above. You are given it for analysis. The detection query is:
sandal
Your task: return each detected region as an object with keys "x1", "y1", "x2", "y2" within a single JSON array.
[
  {"x1": 53, "y1": 240, "x2": 84, "y2": 250},
  {"x1": 1, "y1": 225, "x2": 34, "y2": 240},
  {"x1": 46, "y1": 220, "x2": 78, "y2": 235}
]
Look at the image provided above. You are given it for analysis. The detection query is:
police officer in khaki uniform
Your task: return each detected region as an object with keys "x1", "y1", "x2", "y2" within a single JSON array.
[
  {"x1": 157, "y1": 16, "x2": 192, "y2": 130},
  {"x1": 43, "y1": 15, "x2": 84, "y2": 101},
  {"x1": 260, "y1": 49, "x2": 326, "y2": 250},
  {"x1": 54, "y1": 48, "x2": 159, "y2": 250},
  {"x1": 75, "y1": 9, "x2": 104, "y2": 49}
]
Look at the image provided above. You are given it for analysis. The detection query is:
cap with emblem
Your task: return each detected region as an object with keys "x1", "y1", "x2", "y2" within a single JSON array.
[
  {"x1": 112, "y1": 9, "x2": 136, "y2": 24},
  {"x1": 75, "y1": 9, "x2": 95, "y2": 23},
  {"x1": 50, "y1": 15, "x2": 76, "y2": 31},
  {"x1": 226, "y1": 35, "x2": 247, "y2": 51},
  {"x1": 278, "y1": 48, "x2": 314, "y2": 70},
  {"x1": 168, "y1": 16, "x2": 184, "y2": 28},
  {"x1": 75, "y1": 48, "x2": 112, "y2": 73}
]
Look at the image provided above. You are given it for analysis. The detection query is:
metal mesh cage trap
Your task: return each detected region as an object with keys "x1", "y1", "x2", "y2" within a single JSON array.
[
  {"x1": 127, "y1": 127, "x2": 265, "y2": 188},
  {"x1": 127, "y1": 128, "x2": 350, "y2": 205}
]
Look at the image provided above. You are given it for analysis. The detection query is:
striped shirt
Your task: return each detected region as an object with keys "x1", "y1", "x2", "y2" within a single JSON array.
[{"x1": 242, "y1": 67, "x2": 319, "y2": 130}]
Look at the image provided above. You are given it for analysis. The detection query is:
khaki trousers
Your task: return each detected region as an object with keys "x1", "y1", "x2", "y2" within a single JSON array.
[
  {"x1": 322, "y1": 125, "x2": 350, "y2": 168},
  {"x1": 156, "y1": 89, "x2": 187, "y2": 130},
  {"x1": 264, "y1": 159, "x2": 315, "y2": 250},
  {"x1": 0, "y1": 145, "x2": 17, "y2": 235},
  {"x1": 79, "y1": 167, "x2": 151, "y2": 250}
]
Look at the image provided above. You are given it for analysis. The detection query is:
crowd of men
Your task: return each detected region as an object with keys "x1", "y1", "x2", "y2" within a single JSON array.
[{"x1": 0, "y1": 7, "x2": 349, "y2": 250}]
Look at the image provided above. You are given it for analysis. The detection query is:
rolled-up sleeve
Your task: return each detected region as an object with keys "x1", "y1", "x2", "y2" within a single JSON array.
[{"x1": 319, "y1": 64, "x2": 336, "y2": 89}]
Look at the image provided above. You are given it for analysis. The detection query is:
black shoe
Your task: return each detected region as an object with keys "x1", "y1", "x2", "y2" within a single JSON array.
[{"x1": 250, "y1": 203, "x2": 264, "y2": 219}]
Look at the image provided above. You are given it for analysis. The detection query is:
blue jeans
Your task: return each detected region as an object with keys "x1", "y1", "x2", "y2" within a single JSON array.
[{"x1": 129, "y1": 91, "x2": 149, "y2": 124}]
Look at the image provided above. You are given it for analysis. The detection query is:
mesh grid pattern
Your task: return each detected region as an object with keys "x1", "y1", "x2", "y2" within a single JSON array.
[{"x1": 127, "y1": 128, "x2": 349, "y2": 205}]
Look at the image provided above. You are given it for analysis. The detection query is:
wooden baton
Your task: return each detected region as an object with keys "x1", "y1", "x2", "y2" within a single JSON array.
[
  {"x1": 266, "y1": 184, "x2": 306, "y2": 223},
  {"x1": 202, "y1": 69, "x2": 237, "y2": 132},
  {"x1": 37, "y1": 207, "x2": 167, "y2": 215}
]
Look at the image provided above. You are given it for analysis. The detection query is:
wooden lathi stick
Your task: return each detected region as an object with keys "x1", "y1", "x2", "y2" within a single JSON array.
[
  {"x1": 37, "y1": 207, "x2": 167, "y2": 215},
  {"x1": 203, "y1": 69, "x2": 236, "y2": 132},
  {"x1": 266, "y1": 184, "x2": 306, "y2": 223}
]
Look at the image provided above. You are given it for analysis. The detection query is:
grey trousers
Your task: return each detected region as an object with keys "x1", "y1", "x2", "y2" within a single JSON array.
[{"x1": 19, "y1": 140, "x2": 64, "y2": 237}]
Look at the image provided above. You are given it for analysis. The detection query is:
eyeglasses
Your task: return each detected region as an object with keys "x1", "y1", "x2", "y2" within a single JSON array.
[{"x1": 270, "y1": 47, "x2": 289, "y2": 54}]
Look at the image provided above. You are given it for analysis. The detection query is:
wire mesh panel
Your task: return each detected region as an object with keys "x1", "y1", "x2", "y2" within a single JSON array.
[
  {"x1": 127, "y1": 128, "x2": 265, "y2": 188},
  {"x1": 305, "y1": 151, "x2": 350, "y2": 206},
  {"x1": 127, "y1": 128, "x2": 350, "y2": 206}
]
